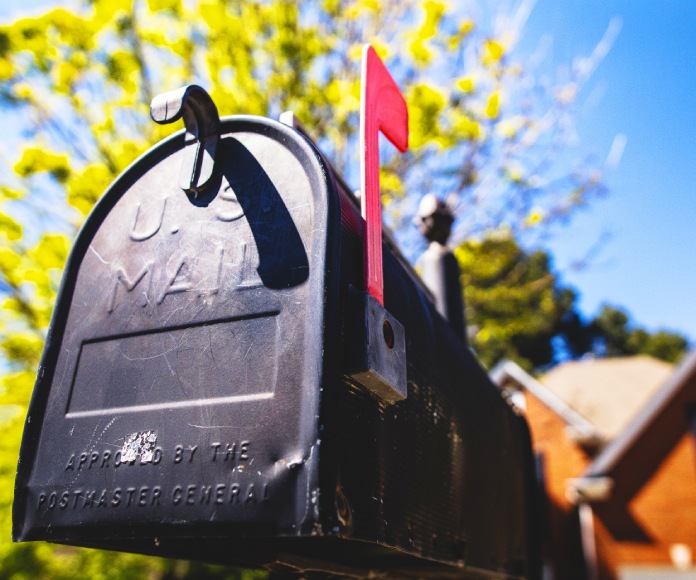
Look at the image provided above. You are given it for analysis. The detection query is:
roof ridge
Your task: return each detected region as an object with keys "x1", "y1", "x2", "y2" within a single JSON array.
[
  {"x1": 490, "y1": 360, "x2": 600, "y2": 438},
  {"x1": 584, "y1": 349, "x2": 696, "y2": 477}
]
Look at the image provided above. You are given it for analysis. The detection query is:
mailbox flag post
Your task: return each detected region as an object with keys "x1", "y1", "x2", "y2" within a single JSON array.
[
  {"x1": 346, "y1": 45, "x2": 409, "y2": 404},
  {"x1": 359, "y1": 44, "x2": 409, "y2": 306}
]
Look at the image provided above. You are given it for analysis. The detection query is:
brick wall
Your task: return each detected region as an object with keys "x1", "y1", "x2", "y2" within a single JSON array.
[
  {"x1": 593, "y1": 433, "x2": 696, "y2": 577},
  {"x1": 523, "y1": 391, "x2": 591, "y2": 578}
]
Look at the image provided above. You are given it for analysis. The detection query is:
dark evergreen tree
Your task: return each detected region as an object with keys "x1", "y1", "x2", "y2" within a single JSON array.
[
  {"x1": 590, "y1": 305, "x2": 688, "y2": 363},
  {"x1": 456, "y1": 238, "x2": 690, "y2": 371}
]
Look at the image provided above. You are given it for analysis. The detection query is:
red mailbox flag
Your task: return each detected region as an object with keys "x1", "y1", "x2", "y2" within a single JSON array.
[{"x1": 360, "y1": 44, "x2": 409, "y2": 306}]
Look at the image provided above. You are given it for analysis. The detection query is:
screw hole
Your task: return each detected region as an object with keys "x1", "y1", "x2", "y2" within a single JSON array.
[{"x1": 383, "y1": 320, "x2": 395, "y2": 349}]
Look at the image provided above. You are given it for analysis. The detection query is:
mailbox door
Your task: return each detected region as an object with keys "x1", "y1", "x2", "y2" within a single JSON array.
[{"x1": 14, "y1": 117, "x2": 341, "y2": 547}]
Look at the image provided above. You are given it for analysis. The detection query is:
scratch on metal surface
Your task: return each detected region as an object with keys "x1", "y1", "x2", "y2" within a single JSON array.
[
  {"x1": 118, "y1": 344, "x2": 181, "y2": 362},
  {"x1": 163, "y1": 346, "x2": 176, "y2": 376},
  {"x1": 187, "y1": 423, "x2": 239, "y2": 429},
  {"x1": 88, "y1": 245, "x2": 110, "y2": 265},
  {"x1": 161, "y1": 304, "x2": 186, "y2": 326},
  {"x1": 207, "y1": 327, "x2": 218, "y2": 367},
  {"x1": 287, "y1": 201, "x2": 311, "y2": 212},
  {"x1": 243, "y1": 341, "x2": 254, "y2": 363},
  {"x1": 63, "y1": 419, "x2": 118, "y2": 485},
  {"x1": 56, "y1": 347, "x2": 72, "y2": 389}
]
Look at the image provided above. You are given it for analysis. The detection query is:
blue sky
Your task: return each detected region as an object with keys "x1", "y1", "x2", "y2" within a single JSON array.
[
  {"x1": 521, "y1": 0, "x2": 696, "y2": 340},
  {"x1": 2, "y1": 0, "x2": 695, "y2": 340}
]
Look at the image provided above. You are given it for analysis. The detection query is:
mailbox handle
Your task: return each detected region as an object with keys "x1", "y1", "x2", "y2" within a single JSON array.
[
  {"x1": 150, "y1": 85, "x2": 220, "y2": 195},
  {"x1": 360, "y1": 45, "x2": 409, "y2": 306}
]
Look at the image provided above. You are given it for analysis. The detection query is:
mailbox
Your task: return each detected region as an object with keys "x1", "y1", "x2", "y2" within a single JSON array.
[{"x1": 14, "y1": 49, "x2": 540, "y2": 579}]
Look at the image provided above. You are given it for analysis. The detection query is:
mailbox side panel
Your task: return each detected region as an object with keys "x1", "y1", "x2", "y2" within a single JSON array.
[
  {"x1": 13, "y1": 118, "x2": 342, "y2": 547},
  {"x1": 325, "y1": 188, "x2": 539, "y2": 578}
]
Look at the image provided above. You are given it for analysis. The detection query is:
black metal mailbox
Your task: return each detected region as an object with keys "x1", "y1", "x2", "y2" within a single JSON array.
[{"x1": 13, "y1": 83, "x2": 540, "y2": 578}]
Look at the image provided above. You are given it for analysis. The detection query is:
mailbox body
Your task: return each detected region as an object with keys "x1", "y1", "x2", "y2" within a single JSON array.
[{"x1": 14, "y1": 117, "x2": 540, "y2": 578}]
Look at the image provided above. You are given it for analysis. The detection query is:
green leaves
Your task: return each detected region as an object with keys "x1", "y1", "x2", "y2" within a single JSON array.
[
  {"x1": 147, "y1": 0, "x2": 184, "y2": 14},
  {"x1": 484, "y1": 91, "x2": 500, "y2": 119},
  {"x1": 456, "y1": 235, "x2": 569, "y2": 370},
  {"x1": 1, "y1": 332, "x2": 43, "y2": 367},
  {"x1": 407, "y1": 0, "x2": 446, "y2": 64},
  {"x1": 408, "y1": 83, "x2": 447, "y2": 148},
  {"x1": 67, "y1": 164, "x2": 113, "y2": 214},
  {"x1": 0, "y1": 233, "x2": 69, "y2": 336},
  {"x1": 591, "y1": 305, "x2": 687, "y2": 363},
  {"x1": 0, "y1": 213, "x2": 22, "y2": 241},
  {"x1": 46, "y1": 8, "x2": 94, "y2": 50},
  {"x1": 0, "y1": 0, "x2": 613, "y2": 249},
  {"x1": 14, "y1": 148, "x2": 71, "y2": 184},
  {"x1": 106, "y1": 50, "x2": 141, "y2": 86},
  {"x1": 481, "y1": 38, "x2": 504, "y2": 66}
]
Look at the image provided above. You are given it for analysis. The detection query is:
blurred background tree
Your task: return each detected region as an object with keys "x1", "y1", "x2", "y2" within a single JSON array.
[
  {"x1": 588, "y1": 304, "x2": 688, "y2": 363},
  {"x1": 456, "y1": 236, "x2": 688, "y2": 371},
  {"x1": 0, "y1": 0, "x2": 687, "y2": 576},
  {"x1": 455, "y1": 234, "x2": 575, "y2": 371}
]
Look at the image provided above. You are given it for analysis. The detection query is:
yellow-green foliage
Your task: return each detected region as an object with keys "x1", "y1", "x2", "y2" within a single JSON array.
[{"x1": 455, "y1": 235, "x2": 573, "y2": 371}]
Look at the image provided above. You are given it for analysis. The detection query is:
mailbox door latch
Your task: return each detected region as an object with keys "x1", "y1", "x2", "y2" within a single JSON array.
[{"x1": 150, "y1": 84, "x2": 220, "y2": 195}]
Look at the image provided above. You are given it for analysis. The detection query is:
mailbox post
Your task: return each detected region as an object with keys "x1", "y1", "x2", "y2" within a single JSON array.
[
  {"x1": 14, "y1": 47, "x2": 540, "y2": 579},
  {"x1": 415, "y1": 193, "x2": 467, "y2": 342}
]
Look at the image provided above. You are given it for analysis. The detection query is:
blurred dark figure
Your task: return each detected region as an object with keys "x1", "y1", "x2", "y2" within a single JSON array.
[{"x1": 415, "y1": 194, "x2": 466, "y2": 342}]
